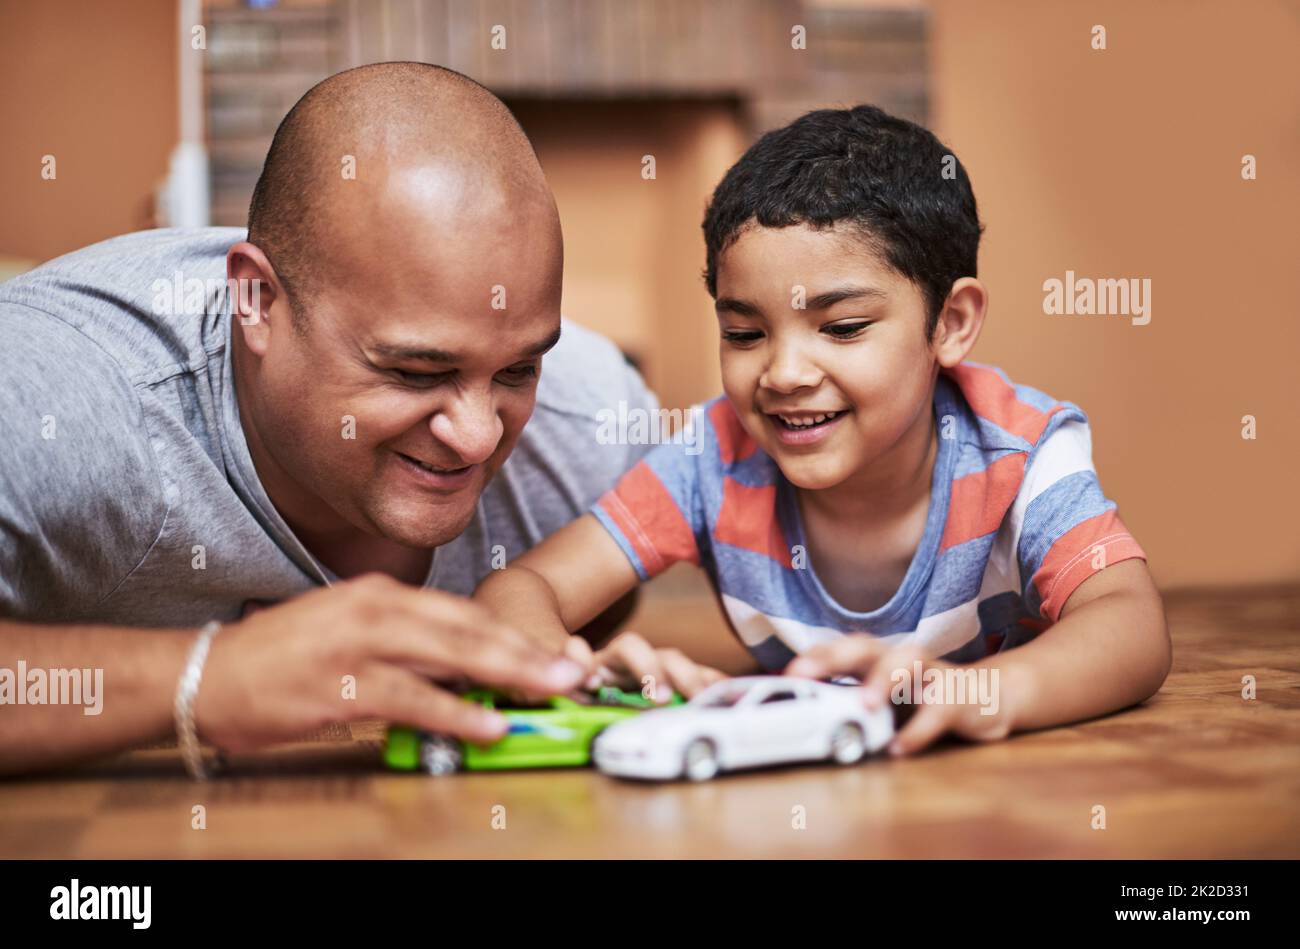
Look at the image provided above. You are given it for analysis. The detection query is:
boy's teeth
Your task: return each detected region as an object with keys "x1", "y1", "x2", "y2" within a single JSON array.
[{"x1": 778, "y1": 411, "x2": 838, "y2": 428}]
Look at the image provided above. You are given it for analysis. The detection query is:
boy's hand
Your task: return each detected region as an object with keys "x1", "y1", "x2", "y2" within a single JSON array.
[
  {"x1": 564, "y1": 631, "x2": 727, "y2": 702},
  {"x1": 785, "y1": 635, "x2": 1013, "y2": 756}
]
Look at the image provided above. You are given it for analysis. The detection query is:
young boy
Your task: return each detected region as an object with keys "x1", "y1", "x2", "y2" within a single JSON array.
[{"x1": 476, "y1": 105, "x2": 1170, "y2": 756}]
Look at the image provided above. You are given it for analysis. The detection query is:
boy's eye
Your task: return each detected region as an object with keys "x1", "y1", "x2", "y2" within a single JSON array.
[
  {"x1": 722, "y1": 329, "x2": 764, "y2": 344},
  {"x1": 822, "y1": 321, "x2": 872, "y2": 339}
]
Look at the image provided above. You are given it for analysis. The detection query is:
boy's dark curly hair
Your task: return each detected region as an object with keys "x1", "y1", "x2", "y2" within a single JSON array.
[{"x1": 703, "y1": 105, "x2": 984, "y2": 337}]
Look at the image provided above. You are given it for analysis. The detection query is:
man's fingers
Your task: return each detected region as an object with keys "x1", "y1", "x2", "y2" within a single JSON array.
[
  {"x1": 564, "y1": 636, "x2": 594, "y2": 664},
  {"x1": 390, "y1": 587, "x2": 586, "y2": 694},
  {"x1": 355, "y1": 663, "x2": 507, "y2": 744},
  {"x1": 563, "y1": 636, "x2": 604, "y2": 691},
  {"x1": 368, "y1": 612, "x2": 584, "y2": 698},
  {"x1": 389, "y1": 583, "x2": 535, "y2": 649},
  {"x1": 356, "y1": 577, "x2": 536, "y2": 656}
]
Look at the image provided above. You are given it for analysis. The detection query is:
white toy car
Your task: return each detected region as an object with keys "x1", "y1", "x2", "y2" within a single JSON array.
[{"x1": 592, "y1": 676, "x2": 894, "y2": 781}]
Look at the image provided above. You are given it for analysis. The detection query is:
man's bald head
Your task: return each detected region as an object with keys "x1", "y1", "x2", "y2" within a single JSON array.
[
  {"x1": 230, "y1": 63, "x2": 565, "y2": 558},
  {"x1": 247, "y1": 61, "x2": 553, "y2": 319}
]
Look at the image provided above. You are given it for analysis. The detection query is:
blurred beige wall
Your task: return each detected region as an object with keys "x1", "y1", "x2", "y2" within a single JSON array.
[
  {"x1": 929, "y1": 0, "x2": 1300, "y2": 589},
  {"x1": 2, "y1": 1, "x2": 1294, "y2": 592},
  {"x1": 512, "y1": 100, "x2": 740, "y2": 413},
  {"x1": 0, "y1": 0, "x2": 178, "y2": 262}
]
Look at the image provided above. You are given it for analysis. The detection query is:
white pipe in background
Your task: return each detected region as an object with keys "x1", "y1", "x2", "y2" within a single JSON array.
[{"x1": 160, "y1": 0, "x2": 211, "y2": 228}]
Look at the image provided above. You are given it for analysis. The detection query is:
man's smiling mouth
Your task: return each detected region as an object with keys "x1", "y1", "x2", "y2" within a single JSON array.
[
  {"x1": 398, "y1": 452, "x2": 469, "y2": 475},
  {"x1": 394, "y1": 451, "x2": 479, "y2": 490}
]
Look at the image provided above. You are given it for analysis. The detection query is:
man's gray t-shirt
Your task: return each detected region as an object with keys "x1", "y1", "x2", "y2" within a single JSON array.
[{"x1": 0, "y1": 228, "x2": 654, "y2": 626}]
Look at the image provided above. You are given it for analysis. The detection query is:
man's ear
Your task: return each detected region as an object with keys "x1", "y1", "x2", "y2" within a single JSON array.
[
  {"x1": 226, "y1": 242, "x2": 284, "y2": 357},
  {"x1": 931, "y1": 277, "x2": 988, "y2": 368}
]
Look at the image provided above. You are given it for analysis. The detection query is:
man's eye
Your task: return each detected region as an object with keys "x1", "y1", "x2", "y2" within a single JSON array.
[
  {"x1": 394, "y1": 370, "x2": 447, "y2": 388},
  {"x1": 496, "y1": 364, "x2": 538, "y2": 386},
  {"x1": 823, "y1": 321, "x2": 871, "y2": 339},
  {"x1": 722, "y1": 330, "x2": 763, "y2": 344}
]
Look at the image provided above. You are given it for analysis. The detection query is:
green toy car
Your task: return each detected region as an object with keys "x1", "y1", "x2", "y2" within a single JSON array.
[{"x1": 383, "y1": 686, "x2": 681, "y2": 775}]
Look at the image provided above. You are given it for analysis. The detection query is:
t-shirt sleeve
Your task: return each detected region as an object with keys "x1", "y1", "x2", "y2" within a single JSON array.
[
  {"x1": 591, "y1": 429, "x2": 707, "y2": 582},
  {"x1": 1013, "y1": 414, "x2": 1146, "y2": 622},
  {"x1": 0, "y1": 307, "x2": 167, "y2": 619}
]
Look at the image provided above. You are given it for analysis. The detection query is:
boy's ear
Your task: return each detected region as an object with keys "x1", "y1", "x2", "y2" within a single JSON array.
[{"x1": 932, "y1": 277, "x2": 987, "y2": 368}]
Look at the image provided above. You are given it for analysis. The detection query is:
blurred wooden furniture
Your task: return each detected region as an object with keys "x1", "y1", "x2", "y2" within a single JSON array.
[{"x1": 2, "y1": 585, "x2": 1296, "y2": 858}]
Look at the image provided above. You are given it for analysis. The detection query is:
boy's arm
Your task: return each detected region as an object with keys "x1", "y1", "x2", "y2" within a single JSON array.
[
  {"x1": 474, "y1": 514, "x2": 729, "y2": 699},
  {"x1": 977, "y1": 557, "x2": 1171, "y2": 732},
  {"x1": 474, "y1": 513, "x2": 641, "y2": 651},
  {"x1": 786, "y1": 559, "x2": 1170, "y2": 754}
]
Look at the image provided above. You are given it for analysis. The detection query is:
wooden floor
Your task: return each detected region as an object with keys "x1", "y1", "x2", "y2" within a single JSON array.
[{"x1": 2, "y1": 584, "x2": 1298, "y2": 859}]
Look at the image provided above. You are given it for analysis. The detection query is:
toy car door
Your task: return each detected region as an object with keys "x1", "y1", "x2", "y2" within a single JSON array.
[{"x1": 738, "y1": 684, "x2": 812, "y2": 766}]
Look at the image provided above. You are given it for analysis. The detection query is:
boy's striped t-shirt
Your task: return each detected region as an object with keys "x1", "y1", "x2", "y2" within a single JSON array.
[{"x1": 591, "y1": 363, "x2": 1146, "y2": 669}]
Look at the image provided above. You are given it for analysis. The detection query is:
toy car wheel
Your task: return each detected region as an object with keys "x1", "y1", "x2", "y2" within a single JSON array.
[
  {"x1": 829, "y1": 722, "x2": 866, "y2": 765},
  {"x1": 681, "y1": 738, "x2": 719, "y2": 781},
  {"x1": 419, "y1": 735, "x2": 463, "y2": 776}
]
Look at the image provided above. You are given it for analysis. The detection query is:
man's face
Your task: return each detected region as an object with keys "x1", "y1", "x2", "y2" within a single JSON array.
[
  {"x1": 250, "y1": 168, "x2": 563, "y2": 548},
  {"x1": 714, "y1": 223, "x2": 938, "y2": 491}
]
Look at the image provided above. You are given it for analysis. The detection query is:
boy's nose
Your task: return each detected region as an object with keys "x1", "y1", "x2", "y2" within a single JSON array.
[{"x1": 760, "y1": 344, "x2": 823, "y2": 393}]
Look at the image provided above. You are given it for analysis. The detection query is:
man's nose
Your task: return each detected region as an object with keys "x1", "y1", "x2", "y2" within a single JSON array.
[
  {"x1": 428, "y1": 390, "x2": 504, "y2": 466},
  {"x1": 760, "y1": 339, "x2": 823, "y2": 393}
]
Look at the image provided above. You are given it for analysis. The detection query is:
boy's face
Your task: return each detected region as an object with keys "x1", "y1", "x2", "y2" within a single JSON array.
[{"x1": 714, "y1": 223, "x2": 939, "y2": 491}]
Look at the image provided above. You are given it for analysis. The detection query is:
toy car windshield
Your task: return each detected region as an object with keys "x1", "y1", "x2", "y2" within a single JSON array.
[
  {"x1": 589, "y1": 686, "x2": 670, "y2": 709},
  {"x1": 467, "y1": 686, "x2": 669, "y2": 711},
  {"x1": 689, "y1": 681, "x2": 751, "y2": 708}
]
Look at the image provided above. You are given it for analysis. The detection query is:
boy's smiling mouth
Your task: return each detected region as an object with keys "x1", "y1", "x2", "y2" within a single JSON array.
[{"x1": 764, "y1": 408, "x2": 850, "y2": 445}]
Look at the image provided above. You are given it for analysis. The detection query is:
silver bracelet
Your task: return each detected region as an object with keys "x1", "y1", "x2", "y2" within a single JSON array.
[{"x1": 174, "y1": 621, "x2": 223, "y2": 781}]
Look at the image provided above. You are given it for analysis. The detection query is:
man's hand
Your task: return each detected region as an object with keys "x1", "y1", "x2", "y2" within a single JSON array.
[
  {"x1": 194, "y1": 574, "x2": 587, "y2": 752},
  {"x1": 785, "y1": 636, "x2": 1013, "y2": 756},
  {"x1": 562, "y1": 630, "x2": 727, "y2": 703}
]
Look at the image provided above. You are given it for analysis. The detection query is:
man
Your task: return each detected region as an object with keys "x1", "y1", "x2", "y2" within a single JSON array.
[{"x1": 0, "y1": 63, "x2": 655, "y2": 773}]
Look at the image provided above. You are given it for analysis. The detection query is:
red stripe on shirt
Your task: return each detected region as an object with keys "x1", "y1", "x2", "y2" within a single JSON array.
[
  {"x1": 596, "y1": 462, "x2": 699, "y2": 578},
  {"x1": 714, "y1": 476, "x2": 791, "y2": 566},
  {"x1": 945, "y1": 363, "x2": 1065, "y2": 444},
  {"x1": 1031, "y1": 510, "x2": 1147, "y2": 621},
  {"x1": 709, "y1": 399, "x2": 758, "y2": 465},
  {"x1": 940, "y1": 452, "x2": 1027, "y2": 551}
]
